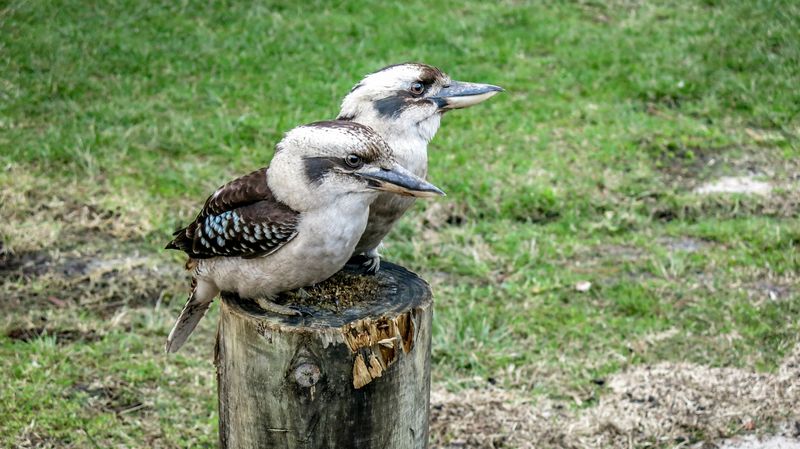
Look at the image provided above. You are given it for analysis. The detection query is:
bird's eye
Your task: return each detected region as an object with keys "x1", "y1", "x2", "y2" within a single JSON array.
[
  {"x1": 409, "y1": 82, "x2": 425, "y2": 95},
  {"x1": 345, "y1": 154, "x2": 363, "y2": 168}
]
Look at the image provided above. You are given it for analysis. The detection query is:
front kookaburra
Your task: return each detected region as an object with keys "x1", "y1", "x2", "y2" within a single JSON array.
[
  {"x1": 337, "y1": 63, "x2": 502, "y2": 272},
  {"x1": 164, "y1": 121, "x2": 444, "y2": 353}
]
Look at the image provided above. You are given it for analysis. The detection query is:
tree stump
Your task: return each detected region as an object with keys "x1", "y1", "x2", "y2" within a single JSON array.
[{"x1": 215, "y1": 261, "x2": 433, "y2": 449}]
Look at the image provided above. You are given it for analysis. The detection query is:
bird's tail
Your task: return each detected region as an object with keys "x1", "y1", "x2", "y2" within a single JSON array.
[{"x1": 165, "y1": 277, "x2": 220, "y2": 353}]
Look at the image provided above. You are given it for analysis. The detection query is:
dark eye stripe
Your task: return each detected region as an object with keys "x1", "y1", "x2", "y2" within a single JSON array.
[
  {"x1": 374, "y1": 91, "x2": 419, "y2": 118},
  {"x1": 303, "y1": 157, "x2": 336, "y2": 185},
  {"x1": 303, "y1": 154, "x2": 374, "y2": 184}
]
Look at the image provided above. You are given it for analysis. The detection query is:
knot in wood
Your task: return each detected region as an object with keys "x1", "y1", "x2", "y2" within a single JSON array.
[{"x1": 293, "y1": 363, "x2": 321, "y2": 388}]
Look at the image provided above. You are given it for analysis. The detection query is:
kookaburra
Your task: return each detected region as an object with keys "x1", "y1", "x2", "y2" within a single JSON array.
[
  {"x1": 337, "y1": 63, "x2": 502, "y2": 272},
  {"x1": 164, "y1": 121, "x2": 444, "y2": 353}
]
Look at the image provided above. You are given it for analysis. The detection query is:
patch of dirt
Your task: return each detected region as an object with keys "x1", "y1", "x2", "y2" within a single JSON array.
[
  {"x1": 648, "y1": 192, "x2": 800, "y2": 222},
  {"x1": 596, "y1": 244, "x2": 647, "y2": 261},
  {"x1": 570, "y1": 343, "x2": 800, "y2": 447},
  {"x1": 558, "y1": 244, "x2": 653, "y2": 286},
  {"x1": 746, "y1": 281, "x2": 794, "y2": 303},
  {"x1": 0, "y1": 248, "x2": 182, "y2": 315},
  {"x1": 5, "y1": 326, "x2": 102, "y2": 344},
  {"x1": 0, "y1": 248, "x2": 89, "y2": 278},
  {"x1": 567, "y1": 243, "x2": 651, "y2": 286},
  {"x1": 636, "y1": 142, "x2": 800, "y2": 221},
  {"x1": 70, "y1": 380, "x2": 146, "y2": 415},
  {"x1": 0, "y1": 167, "x2": 158, "y2": 254},
  {"x1": 0, "y1": 168, "x2": 183, "y2": 315},
  {"x1": 644, "y1": 141, "x2": 798, "y2": 194},
  {"x1": 695, "y1": 176, "x2": 773, "y2": 196},
  {"x1": 568, "y1": 244, "x2": 645, "y2": 269},
  {"x1": 638, "y1": 154, "x2": 800, "y2": 222},
  {"x1": 741, "y1": 272, "x2": 797, "y2": 305},
  {"x1": 643, "y1": 140, "x2": 727, "y2": 184},
  {"x1": 429, "y1": 344, "x2": 800, "y2": 448},
  {"x1": 430, "y1": 386, "x2": 570, "y2": 449},
  {"x1": 658, "y1": 236, "x2": 710, "y2": 253},
  {"x1": 573, "y1": 0, "x2": 647, "y2": 24},
  {"x1": 720, "y1": 434, "x2": 800, "y2": 449}
]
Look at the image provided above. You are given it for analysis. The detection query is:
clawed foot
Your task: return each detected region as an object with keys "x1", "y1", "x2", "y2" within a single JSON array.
[
  {"x1": 288, "y1": 305, "x2": 315, "y2": 317},
  {"x1": 255, "y1": 298, "x2": 313, "y2": 317},
  {"x1": 345, "y1": 248, "x2": 381, "y2": 275},
  {"x1": 361, "y1": 254, "x2": 380, "y2": 275}
]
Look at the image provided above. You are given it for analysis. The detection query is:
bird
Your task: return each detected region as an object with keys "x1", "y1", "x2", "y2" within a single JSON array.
[
  {"x1": 164, "y1": 120, "x2": 444, "y2": 353},
  {"x1": 337, "y1": 62, "x2": 502, "y2": 273}
]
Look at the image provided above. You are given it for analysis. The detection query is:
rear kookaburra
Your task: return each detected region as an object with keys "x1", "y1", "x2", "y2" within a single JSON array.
[
  {"x1": 337, "y1": 63, "x2": 502, "y2": 272},
  {"x1": 164, "y1": 121, "x2": 444, "y2": 353}
]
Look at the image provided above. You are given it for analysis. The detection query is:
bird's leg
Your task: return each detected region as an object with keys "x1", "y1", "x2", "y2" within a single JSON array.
[{"x1": 361, "y1": 247, "x2": 381, "y2": 275}]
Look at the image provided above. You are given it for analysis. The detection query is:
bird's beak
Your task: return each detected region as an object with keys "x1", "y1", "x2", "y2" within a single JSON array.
[
  {"x1": 432, "y1": 80, "x2": 504, "y2": 110},
  {"x1": 360, "y1": 164, "x2": 445, "y2": 198}
]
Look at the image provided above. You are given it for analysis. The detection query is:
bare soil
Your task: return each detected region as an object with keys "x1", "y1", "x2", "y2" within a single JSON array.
[{"x1": 430, "y1": 344, "x2": 800, "y2": 448}]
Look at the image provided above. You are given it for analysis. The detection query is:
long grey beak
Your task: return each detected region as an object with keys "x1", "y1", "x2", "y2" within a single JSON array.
[
  {"x1": 360, "y1": 164, "x2": 445, "y2": 198},
  {"x1": 432, "y1": 80, "x2": 504, "y2": 110}
]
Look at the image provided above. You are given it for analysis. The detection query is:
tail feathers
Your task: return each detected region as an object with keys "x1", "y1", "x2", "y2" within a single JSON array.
[
  {"x1": 165, "y1": 225, "x2": 194, "y2": 252},
  {"x1": 165, "y1": 278, "x2": 219, "y2": 353}
]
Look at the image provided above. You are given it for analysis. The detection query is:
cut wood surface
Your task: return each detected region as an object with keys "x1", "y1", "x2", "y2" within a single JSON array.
[{"x1": 215, "y1": 261, "x2": 433, "y2": 449}]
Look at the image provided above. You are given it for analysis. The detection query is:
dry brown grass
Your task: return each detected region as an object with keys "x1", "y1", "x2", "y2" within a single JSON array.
[{"x1": 430, "y1": 345, "x2": 800, "y2": 448}]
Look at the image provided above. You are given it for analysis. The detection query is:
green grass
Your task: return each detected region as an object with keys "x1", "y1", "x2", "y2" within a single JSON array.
[{"x1": 2, "y1": 0, "x2": 799, "y2": 447}]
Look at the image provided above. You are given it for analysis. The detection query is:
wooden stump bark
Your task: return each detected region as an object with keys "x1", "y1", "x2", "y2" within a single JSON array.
[{"x1": 215, "y1": 262, "x2": 433, "y2": 449}]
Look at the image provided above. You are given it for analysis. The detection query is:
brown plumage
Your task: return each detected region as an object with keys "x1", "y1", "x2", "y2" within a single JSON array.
[{"x1": 166, "y1": 168, "x2": 299, "y2": 260}]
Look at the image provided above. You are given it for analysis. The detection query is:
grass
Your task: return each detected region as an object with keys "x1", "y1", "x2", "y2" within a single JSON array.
[{"x1": 1, "y1": 0, "x2": 799, "y2": 447}]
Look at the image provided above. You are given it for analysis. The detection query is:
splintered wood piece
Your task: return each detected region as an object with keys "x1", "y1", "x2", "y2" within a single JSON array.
[{"x1": 215, "y1": 262, "x2": 433, "y2": 449}]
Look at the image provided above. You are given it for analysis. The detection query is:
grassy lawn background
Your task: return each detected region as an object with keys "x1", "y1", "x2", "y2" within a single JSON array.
[{"x1": 1, "y1": 0, "x2": 798, "y2": 447}]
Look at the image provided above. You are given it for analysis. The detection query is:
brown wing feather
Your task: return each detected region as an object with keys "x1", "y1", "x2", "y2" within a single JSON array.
[
  {"x1": 199, "y1": 168, "x2": 273, "y2": 217},
  {"x1": 166, "y1": 168, "x2": 299, "y2": 259}
]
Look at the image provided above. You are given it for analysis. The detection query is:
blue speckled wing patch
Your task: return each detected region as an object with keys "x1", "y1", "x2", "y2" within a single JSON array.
[
  {"x1": 188, "y1": 206, "x2": 298, "y2": 258},
  {"x1": 167, "y1": 168, "x2": 299, "y2": 259}
]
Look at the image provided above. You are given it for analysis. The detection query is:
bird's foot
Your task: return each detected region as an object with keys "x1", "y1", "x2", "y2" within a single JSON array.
[
  {"x1": 345, "y1": 250, "x2": 381, "y2": 275},
  {"x1": 255, "y1": 298, "x2": 307, "y2": 316},
  {"x1": 360, "y1": 248, "x2": 382, "y2": 275},
  {"x1": 361, "y1": 254, "x2": 380, "y2": 275},
  {"x1": 288, "y1": 305, "x2": 315, "y2": 317}
]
